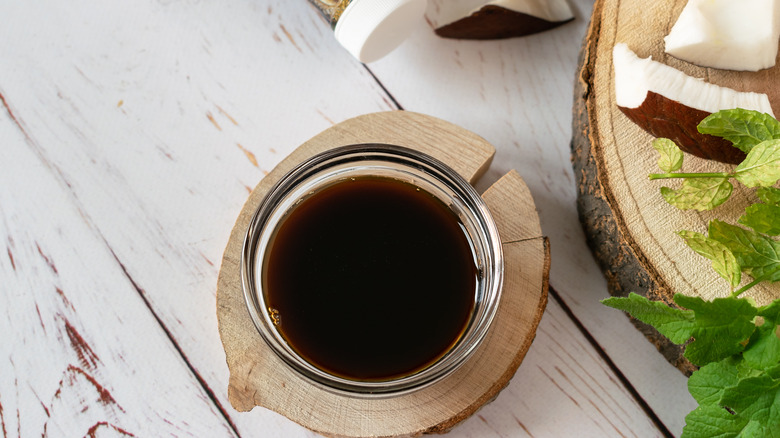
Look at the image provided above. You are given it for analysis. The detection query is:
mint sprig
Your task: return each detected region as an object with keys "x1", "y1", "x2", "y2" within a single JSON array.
[
  {"x1": 603, "y1": 293, "x2": 757, "y2": 366},
  {"x1": 603, "y1": 291, "x2": 780, "y2": 437},
  {"x1": 647, "y1": 110, "x2": 780, "y2": 211},
  {"x1": 603, "y1": 109, "x2": 780, "y2": 437}
]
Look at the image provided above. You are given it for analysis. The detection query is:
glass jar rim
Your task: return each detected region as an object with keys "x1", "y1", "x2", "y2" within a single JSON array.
[{"x1": 240, "y1": 144, "x2": 504, "y2": 398}]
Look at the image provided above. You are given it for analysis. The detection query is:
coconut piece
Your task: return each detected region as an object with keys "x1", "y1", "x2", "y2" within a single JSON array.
[
  {"x1": 664, "y1": 0, "x2": 780, "y2": 72},
  {"x1": 613, "y1": 43, "x2": 775, "y2": 164},
  {"x1": 430, "y1": 0, "x2": 574, "y2": 40}
]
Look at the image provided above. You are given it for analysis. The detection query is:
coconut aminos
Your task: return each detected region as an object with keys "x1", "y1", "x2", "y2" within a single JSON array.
[{"x1": 262, "y1": 176, "x2": 478, "y2": 381}]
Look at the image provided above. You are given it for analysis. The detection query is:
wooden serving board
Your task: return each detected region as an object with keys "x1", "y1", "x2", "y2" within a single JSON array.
[
  {"x1": 216, "y1": 111, "x2": 549, "y2": 437},
  {"x1": 571, "y1": 0, "x2": 780, "y2": 374}
]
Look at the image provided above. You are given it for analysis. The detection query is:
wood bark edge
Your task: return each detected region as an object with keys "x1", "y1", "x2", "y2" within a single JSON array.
[{"x1": 569, "y1": 0, "x2": 695, "y2": 375}]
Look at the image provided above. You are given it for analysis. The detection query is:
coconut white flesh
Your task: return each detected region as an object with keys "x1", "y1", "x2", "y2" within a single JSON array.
[
  {"x1": 489, "y1": 0, "x2": 574, "y2": 21},
  {"x1": 613, "y1": 43, "x2": 775, "y2": 117},
  {"x1": 664, "y1": 0, "x2": 780, "y2": 71},
  {"x1": 430, "y1": 0, "x2": 574, "y2": 28}
]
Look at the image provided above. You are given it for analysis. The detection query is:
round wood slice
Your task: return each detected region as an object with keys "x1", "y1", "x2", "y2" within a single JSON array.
[
  {"x1": 216, "y1": 111, "x2": 550, "y2": 437},
  {"x1": 571, "y1": 0, "x2": 780, "y2": 375}
]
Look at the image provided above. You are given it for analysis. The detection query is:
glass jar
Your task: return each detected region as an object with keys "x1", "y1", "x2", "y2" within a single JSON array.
[{"x1": 241, "y1": 144, "x2": 503, "y2": 397}]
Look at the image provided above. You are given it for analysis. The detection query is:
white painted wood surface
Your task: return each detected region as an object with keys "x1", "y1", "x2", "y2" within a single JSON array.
[{"x1": 0, "y1": 0, "x2": 694, "y2": 436}]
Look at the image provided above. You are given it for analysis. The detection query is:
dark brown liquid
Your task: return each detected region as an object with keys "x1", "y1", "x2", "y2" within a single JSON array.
[{"x1": 263, "y1": 177, "x2": 477, "y2": 381}]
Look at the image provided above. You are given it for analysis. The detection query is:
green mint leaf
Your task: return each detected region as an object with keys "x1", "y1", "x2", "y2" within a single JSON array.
[
  {"x1": 739, "y1": 203, "x2": 780, "y2": 236},
  {"x1": 678, "y1": 230, "x2": 741, "y2": 288},
  {"x1": 660, "y1": 177, "x2": 733, "y2": 211},
  {"x1": 709, "y1": 220, "x2": 780, "y2": 282},
  {"x1": 758, "y1": 301, "x2": 780, "y2": 325},
  {"x1": 737, "y1": 360, "x2": 767, "y2": 380},
  {"x1": 742, "y1": 420, "x2": 780, "y2": 438},
  {"x1": 743, "y1": 322, "x2": 780, "y2": 371},
  {"x1": 688, "y1": 358, "x2": 740, "y2": 406},
  {"x1": 720, "y1": 373, "x2": 780, "y2": 429},
  {"x1": 733, "y1": 139, "x2": 780, "y2": 188},
  {"x1": 757, "y1": 187, "x2": 780, "y2": 206},
  {"x1": 603, "y1": 294, "x2": 758, "y2": 365},
  {"x1": 697, "y1": 109, "x2": 780, "y2": 154},
  {"x1": 673, "y1": 294, "x2": 757, "y2": 365},
  {"x1": 601, "y1": 293, "x2": 695, "y2": 344},
  {"x1": 767, "y1": 363, "x2": 780, "y2": 380},
  {"x1": 653, "y1": 137, "x2": 684, "y2": 172},
  {"x1": 681, "y1": 404, "x2": 748, "y2": 438}
]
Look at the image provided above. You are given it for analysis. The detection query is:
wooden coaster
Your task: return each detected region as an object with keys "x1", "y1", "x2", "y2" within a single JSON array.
[{"x1": 217, "y1": 111, "x2": 549, "y2": 437}]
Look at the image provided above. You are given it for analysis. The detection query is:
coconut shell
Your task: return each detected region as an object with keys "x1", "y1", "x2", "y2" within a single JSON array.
[
  {"x1": 618, "y1": 92, "x2": 746, "y2": 165},
  {"x1": 435, "y1": 5, "x2": 573, "y2": 39}
]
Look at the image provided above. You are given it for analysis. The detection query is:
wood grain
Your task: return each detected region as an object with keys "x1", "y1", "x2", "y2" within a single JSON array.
[
  {"x1": 0, "y1": 109, "x2": 237, "y2": 437},
  {"x1": 1, "y1": 0, "x2": 695, "y2": 435},
  {"x1": 0, "y1": 0, "x2": 397, "y2": 436},
  {"x1": 217, "y1": 111, "x2": 549, "y2": 437},
  {"x1": 571, "y1": 0, "x2": 780, "y2": 373}
]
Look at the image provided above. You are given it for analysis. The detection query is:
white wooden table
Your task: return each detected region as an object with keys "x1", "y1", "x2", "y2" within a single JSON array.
[{"x1": 0, "y1": 0, "x2": 697, "y2": 436}]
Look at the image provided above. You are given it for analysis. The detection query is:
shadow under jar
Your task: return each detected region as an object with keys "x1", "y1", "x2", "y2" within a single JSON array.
[{"x1": 241, "y1": 144, "x2": 503, "y2": 397}]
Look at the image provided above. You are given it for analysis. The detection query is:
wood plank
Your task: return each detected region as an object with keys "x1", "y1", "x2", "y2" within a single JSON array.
[
  {"x1": 0, "y1": 1, "x2": 392, "y2": 436},
  {"x1": 0, "y1": 0, "x2": 675, "y2": 436},
  {"x1": 0, "y1": 112, "x2": 236, "y2": 437},
  {"x1": 365, "y1": 0, "x2": 697, "y2": 433},
  {"x1": 454, "y1": 297, "x2": 666, "y2": 438}
]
